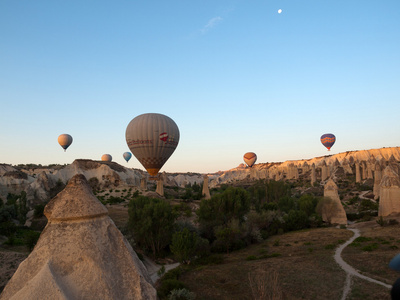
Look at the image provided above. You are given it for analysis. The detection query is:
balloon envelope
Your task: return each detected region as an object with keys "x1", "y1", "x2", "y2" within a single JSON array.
[
  {"x1": 123, "y1": 152, "x2": 132, "y2": 162},
  {"x1": 320, "y1": 133, "x2": 336, "y2": 151},
  {"x1": 389, "y1": 254, "x2": 400, "y2": 272},
  {"x1": 101, "y1": 154, "x2": 112, "y2": 162},
  {"x1": 243, "y1": 152, "x2": 257, "y2": 167},
  {"x1": 58, "y1": 134, "x2": 73, "y2": 152},
  {"x1": 125, "y1": 113, "x2": 179, "y2": 176}
]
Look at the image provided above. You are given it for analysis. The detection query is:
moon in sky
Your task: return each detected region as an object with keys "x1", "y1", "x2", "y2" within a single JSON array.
[{"x1": 278, "y1": 9, "x2": 282, "y2": 14}]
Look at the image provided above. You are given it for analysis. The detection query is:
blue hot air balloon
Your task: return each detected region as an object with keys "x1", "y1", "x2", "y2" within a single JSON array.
[
  {"x1": 320, "y1": 133, "x2": 336, "y2": 151},
  {"x1": 123, "y1": 152, "x2": 132, "y2": 163}
]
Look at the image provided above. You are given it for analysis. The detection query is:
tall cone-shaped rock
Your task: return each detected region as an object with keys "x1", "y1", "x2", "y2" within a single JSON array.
[
  {"x1": 378, "y1": 165, "x2": 400, "y2": 217},
  {"x1": 0, "y1": 174, "x2": 156, "y2": 300},
  {"x1": 322, "y1": 178, "x2": 347, "y2": 225}
]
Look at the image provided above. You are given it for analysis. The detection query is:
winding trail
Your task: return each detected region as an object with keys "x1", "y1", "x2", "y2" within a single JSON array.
[{"x1": 334, "y1": 228, "x2": 392, "y2": 300}]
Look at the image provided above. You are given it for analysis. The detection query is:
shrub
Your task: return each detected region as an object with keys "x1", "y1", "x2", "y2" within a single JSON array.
[
  {"x1": 25, "y1": 231, "x2": 41, "y2": 251},
  {"x1": 128, "y1": 196, "x2": 177, "y2": 257},
  {"x1": 283, "y1": 210, "x2": 309, "y2": 231},
  {"x1": 325, "y1": 244, "x2": 335, "y2": 250},
  {"x1": 362, "y1": 243, "x2": 379, "y2": 252},
  {"x1": 246, "y1": 255, "x2": 258, "y2": 261},
  {"x1": 34, "y1": 204, "x2": 46, "y2": 218},
  {"x1": 168, "y1": 288, "x2": 195, "y2": 300},
  {"x1": 170, "y1": 228, "x2": 198, "y2": 264},
  {"x1": 158, "y1": 279, "x2": 186, "y2": 299}
]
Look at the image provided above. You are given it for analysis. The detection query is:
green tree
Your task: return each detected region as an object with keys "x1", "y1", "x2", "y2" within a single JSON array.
[
  {"x1": 297, "y1": 194, "x2": 319, "y2": 216},
  {"x1": 128, "y1": 196, "x2": 177, "y2": 258},
  {"x1": 170, "y1": 228, "x2": 198, "y2": 264},
  {"x1": 283, "y1": 210, "x2": 309, "y2": 231},
  {"x1": 196, "y1": 187, "x2": 250, "y2": 240}
]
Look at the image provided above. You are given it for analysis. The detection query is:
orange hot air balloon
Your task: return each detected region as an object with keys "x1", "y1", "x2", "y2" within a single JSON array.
[
  {"x1": 101, "y1": 154, "x2": 112, "y2": 162},
  {"x1": 243, "y1": 152, "x2": 257, "y2": 167},
  {"x1": 125, "y1": 113, "x2": 179, "y2": 177},
  {"x1": 58, "y1": 134, "x2": 73, "y2": 152}
]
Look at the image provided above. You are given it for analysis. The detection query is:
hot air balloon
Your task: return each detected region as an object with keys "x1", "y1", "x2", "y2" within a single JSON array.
[
  {"x1": 320, "y1": 134, "x2": 336, "y2": 151},
  {"x1": 125, "y1": 113, "x2": 179, "y2": 177},
  {"x1": 101, "y1": 154, "x2": 112, "y2": 162},
  {"x1": 243, "y1": 152, "x2": 257, "y2": 167},
  {"x1": 58, "y1": 134, "x2": 73, "y2": 152},
  {"x1": 123, "y1": 152, "x2": 132, "y2": 162}
]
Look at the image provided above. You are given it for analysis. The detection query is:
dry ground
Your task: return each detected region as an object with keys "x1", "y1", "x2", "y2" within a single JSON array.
[{"x1": 179, "y1": 226, "x2": 396, "y2": 300}]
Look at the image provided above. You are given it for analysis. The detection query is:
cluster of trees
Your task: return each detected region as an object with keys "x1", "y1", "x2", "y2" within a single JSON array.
[{"x1": 127, "y1": 180, "x2": 325, "y2": 261}]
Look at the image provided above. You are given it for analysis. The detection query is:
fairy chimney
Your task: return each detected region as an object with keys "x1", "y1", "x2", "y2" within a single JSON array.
[
  {"x1": 355, "y1": 161, "x2": 361, "y2": 183},
  {"x1": 156, "y1": 173, "x2": 164, "y2": 196},
  {"x1": 0, "y1": 174, "x2": 157, "y2": 300},
  {"x1": 202, "y1": 175, "x2": 211, "y2": 200},
  {"x1": 321, "y1": 161, "x2": 329, "y2": 181},
  {"x1": 311, "y1": 163, "x2": 316, "y2": 186},
  {"x1": 322, "y1": 178, "x2": 347, "y2": 225},
  {"x1": 373, "y1": 162, "x2": 382, "y2": 200},
  {"x1": 378, "y1": 165, "x2": 400, "y2": 217}
]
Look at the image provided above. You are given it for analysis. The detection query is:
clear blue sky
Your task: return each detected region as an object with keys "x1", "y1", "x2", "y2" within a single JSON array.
[{"x1": 1, "y1": 1, "x2": 399, "y2": 173}]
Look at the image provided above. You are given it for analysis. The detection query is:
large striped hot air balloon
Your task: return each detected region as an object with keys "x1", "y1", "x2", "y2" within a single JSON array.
[
  {"x1": 58, "y1": 134, "x2": 73, "y2": 152},
  {"x1": 125, "y1": 113, "x2": 179, "y2": 177},
  {"x1": 243, "y1": 152, "x2": 257, "y2": 167},
  {"x1": 320, "y1": 133, "x2": 336, "y2": 151}
]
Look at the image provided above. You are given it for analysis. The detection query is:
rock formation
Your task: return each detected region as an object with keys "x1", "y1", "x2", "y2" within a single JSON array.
[
  {"x1": 156, "y1": 173, "x2": 164, "y2": 196},
  {"x1": 140, "y1": 177, "x2": 147, "y2": 191},
  {"x1": 311, "y1": 163, "x2": 316, "y2": 186},
  {"x1": 378, "y1": 165, "x2": 400, "y2": 217},
  {"x1": 202, "y1": 175, "x2": 211, "y2": 200},
  {"x1": 0, "y1": 174, "x2": 157, "y2": 300},
  {"x1": 373, "y1": 162, "x2": 382, "y2": 200},
  {"x1": 355, "y1": 161, "x2": 361, "y2": 183},
  {"x1": 322, "y1": 179, "x2": 347, "y2": 225},
  {"x1": 321, "y1": 161, "x2": 329, "y2": 181}
]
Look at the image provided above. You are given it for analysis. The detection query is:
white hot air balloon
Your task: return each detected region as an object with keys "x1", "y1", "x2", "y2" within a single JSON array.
[
  {"x1": 125, "y1": 113, "x2": 179, "y2": 177},
  {"x1": 101, "y1": 154, "x2": 112, "y2": 162},
  {"x1": 58, "y1": 134, "x2": 73, "y2": 152}
]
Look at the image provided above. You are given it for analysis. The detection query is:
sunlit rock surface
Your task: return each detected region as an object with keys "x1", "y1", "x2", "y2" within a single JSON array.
[{"x1": 0, "y1": 174, "x2": 156, "y2": 300}]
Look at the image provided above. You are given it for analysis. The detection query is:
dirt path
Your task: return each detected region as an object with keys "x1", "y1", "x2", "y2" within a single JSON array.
[
  {"x1": 142, "y1": 257, "x2": 180, "y2": 284},
  {"x1": 334, "y1": 228, "x2": 392, "y2": 300}
]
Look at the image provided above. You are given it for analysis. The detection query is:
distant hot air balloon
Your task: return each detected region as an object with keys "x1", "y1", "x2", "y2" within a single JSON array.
[
  {"x1": 125, "y1": 113, "x2": 179, "y2": 177},
  {"x1": 320, "y1": 133, "x2": 336, "y2": 151},
  {"x1": 101, "y1": 154, "x2": 112, "y2": 162},
  {"x1": 58, "y1": 134, "x2": 73, "y2": 152},
  {"x1": 244, "y1": 152, "x2": 257, "y2": 167},
  {"x1": 123, "y1": 152, "x2": 132, "y2": 162}
]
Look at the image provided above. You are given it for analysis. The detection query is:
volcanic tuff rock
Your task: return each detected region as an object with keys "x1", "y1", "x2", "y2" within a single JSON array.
[
  {"x1": 378, "y1": 165, "x2": 400, "y2": 217},
  {"x1": 0, "y1": 174, "x2": 156, "y2": 300},
  {"x1": 322, "y1": 179, "x2": 347, "y2": 225}
]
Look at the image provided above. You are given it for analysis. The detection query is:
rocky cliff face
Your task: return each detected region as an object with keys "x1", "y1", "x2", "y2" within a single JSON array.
[
  {"x1": 1, "y1": 147, "x2": 399, "y2": 209},
  {"x1": 0, "y1": 174, "x2": 156, "y2": 300}
]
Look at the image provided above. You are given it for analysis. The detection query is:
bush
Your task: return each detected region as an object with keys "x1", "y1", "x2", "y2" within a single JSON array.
[
  {"x1": 0, "y1": 221, "x2": 17, "y2": 237},
  {"x1": 25, "y1": 231, "x2": 41, "y2": 251},
  {"x1": 34, "y1": 204, "x2": 46, "y2": 218},
  {"x1": 128, "y1": 196, "x2": 177, "y2": 258},
  {"x1": 168, "y1": 288, "x2": 195, "y2": 300},
  {"x1": 158, "y1": 279, "x2": 187, "y2": 299},
  {"x1": 170, "y1": 228, "x2": 198, "y2": 264},
  {"x1": 283, "y1": 210, "x2": 309, "y2": 231},
  {"x1": 362, "y1": 243, "x2": 379, "y2": 252}
]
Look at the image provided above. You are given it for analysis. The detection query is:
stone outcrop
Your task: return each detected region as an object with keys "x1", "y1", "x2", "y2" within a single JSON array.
[
  {"x1": 355, "y1": 161, "x2": 361, "y2": 183},
  {"x1": 156, "y1": 173, "x2": 164, "y2": 196},
  {"x1": 311, "y1": 163, "x2": 316, "y2": 186},
  {"x1": 321, "y1": 161, "x2": 329, "y2": 181},
  {"x1": 378, "y1": 165, "x2": 400, "y2": 217},
  {"x1": 373, "y1": 162, "x2": 382, "y2": 200},
  {"x1": 202, "y1": 175, "x2": 211, "y2": 200},
  {"x1": 322, "y1": 179, "x2": 347, "y2": 225},
  {"x1": 0, "y1": 174, "x2": 156, "y2": 300}
]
